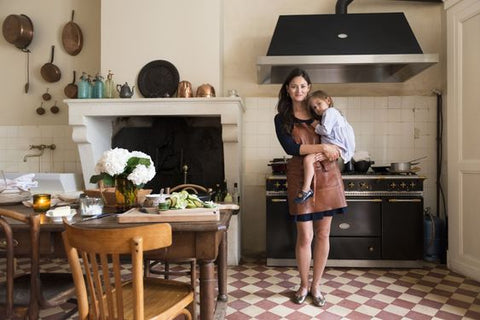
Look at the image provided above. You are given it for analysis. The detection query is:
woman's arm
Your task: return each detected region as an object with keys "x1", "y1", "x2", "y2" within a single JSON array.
[
  {"x1": 299, "y1": 143, "x2": 340, "y2": 161},
  {"x1": 274, "y1": 114, "x2": 340, "y2": 161}
]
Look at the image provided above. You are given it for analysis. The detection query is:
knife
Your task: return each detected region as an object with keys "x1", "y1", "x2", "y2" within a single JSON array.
[{"x1": 76, "y1": 213, "x2": 115, "y2": 223}]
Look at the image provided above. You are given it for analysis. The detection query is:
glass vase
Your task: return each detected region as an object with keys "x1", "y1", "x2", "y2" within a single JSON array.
[{"x1": 114, "y1": 177, "x2": 138, "y2": 212}]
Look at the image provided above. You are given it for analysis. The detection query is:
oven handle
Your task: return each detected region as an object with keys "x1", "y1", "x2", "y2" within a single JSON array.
[
  {"x1": 270, "y1": 198, "x2": 287, "y2": 203},
  {"x1": 347, "y1": 199, "x2": 382, "y2": 202},
  {"x1": 388, "y1": 199, "x2": 422, "y2": 202}
]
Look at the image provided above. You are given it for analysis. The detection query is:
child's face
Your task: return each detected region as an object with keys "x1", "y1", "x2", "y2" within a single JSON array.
[{"x1": 309, "y1": 97, "x2": 329, "y2": 116}]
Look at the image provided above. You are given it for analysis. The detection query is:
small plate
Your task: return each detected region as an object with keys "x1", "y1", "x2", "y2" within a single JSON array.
[
  {"x1": 46, "y1": 208, "x2": 76, "y2": 222},
  {"x1": 0, "y1": 191, "x2": 31, "y2": 205},
  {"x1": 57, "y1": 191, "x2": 83, "y2": 203}
]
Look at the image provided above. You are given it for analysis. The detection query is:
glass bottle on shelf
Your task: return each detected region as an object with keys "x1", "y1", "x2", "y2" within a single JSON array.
[
  {"x1": 232, "y1": 182, "x2": 239, "y2": 204},
  {"x1": 92, "y1": 73, "x2": 104, "y2": 98},
  {"x1": 103, "y1": 70, "x2": 116, "y2": 98},
  {"x1": 77, "y1": 72, "x2": 92, "y2": 99}
]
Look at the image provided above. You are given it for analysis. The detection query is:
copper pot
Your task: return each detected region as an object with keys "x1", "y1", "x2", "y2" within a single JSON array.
[
  {"x1": 2, "y1": 14, "x2": 33, "y2": 50},
  {"x1": 196, "y1": 83, "x2": 215, "y2": 97},
  {"x1": 177, "y1": 80, "x2": 193, "y2": 98}
]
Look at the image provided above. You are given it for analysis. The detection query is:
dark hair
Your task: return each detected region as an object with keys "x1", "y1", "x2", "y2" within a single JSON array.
[{"x1": 276, "y1": 68, "x2": 312, "y2": 134}]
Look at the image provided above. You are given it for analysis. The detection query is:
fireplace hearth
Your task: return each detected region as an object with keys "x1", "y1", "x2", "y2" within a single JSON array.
[{"x1": 112, "y1": 116, "x2": 224, "y2": 192}]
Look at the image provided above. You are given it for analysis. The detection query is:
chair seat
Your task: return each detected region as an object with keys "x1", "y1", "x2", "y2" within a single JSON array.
[
  {"x1": 121, "y1": 278, "x2": 193, "y2": 320},
  {"x1": 0, "y1": 273, "x2": 76, "y2": 307}
]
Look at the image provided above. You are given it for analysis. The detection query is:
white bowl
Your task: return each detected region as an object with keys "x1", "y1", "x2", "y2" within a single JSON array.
[{"x1": 46, "y1": 208, "x2": 76, "y2": 222}]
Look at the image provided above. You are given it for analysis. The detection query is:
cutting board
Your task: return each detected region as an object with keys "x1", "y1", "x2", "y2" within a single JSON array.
[{"x1": 117, "y1": 207, "x2": 220, "y2": 223}]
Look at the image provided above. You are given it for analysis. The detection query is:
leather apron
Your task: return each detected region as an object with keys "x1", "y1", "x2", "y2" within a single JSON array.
[{"x1": 286, "y1": 121, "x2": 346, "y2": 217}]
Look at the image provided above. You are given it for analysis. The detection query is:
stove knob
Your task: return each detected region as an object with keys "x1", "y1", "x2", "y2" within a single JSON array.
[
  {"x1": 359, "y1": 182, "x2": 370, "y2": 190},
  {"x1": 400, "y1": 182, "x2": 407, "y2": 189},
  {"x1": 283, "y1": 182, "x2": 288, "y2": 189},
  {"x1": 409, "y1": 182, "x2": 416, "y2": 188},
  {"x1": 348, "y1": 182, "x2": 355, "y2": 189},
  {"x1": 389, "y1": 182, "x2": 397, "y2": 189}
]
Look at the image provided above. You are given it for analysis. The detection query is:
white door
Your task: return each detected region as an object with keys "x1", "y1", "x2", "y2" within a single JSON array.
[{"x1": 446, "y1": 0, "x2": 480, "y2": 282}]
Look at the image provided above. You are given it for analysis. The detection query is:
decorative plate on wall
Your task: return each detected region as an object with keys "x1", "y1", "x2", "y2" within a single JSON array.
[{"x1": 137, "y1": 60, "x2": 180, "y2": 98}]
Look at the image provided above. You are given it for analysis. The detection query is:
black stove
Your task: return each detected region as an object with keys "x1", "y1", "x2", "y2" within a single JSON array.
[{"x1": 266, "y1": 173, "x2": 425, "y2": 195}]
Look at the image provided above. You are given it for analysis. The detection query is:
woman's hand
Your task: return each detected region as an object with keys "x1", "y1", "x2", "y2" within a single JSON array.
[
  {"x1": 322, "y1": 144, "x2": 340, "y2": 161},
  {"x1": 314, "y1": 153, "x2": 327, "y2": 162}
]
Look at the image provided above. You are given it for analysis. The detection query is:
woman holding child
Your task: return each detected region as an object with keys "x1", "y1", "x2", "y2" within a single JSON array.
[{"x1": 274, "y1": 68, "x2": 353, "y2": 307}]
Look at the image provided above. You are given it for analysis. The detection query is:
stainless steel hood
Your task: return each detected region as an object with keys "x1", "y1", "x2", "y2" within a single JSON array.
[{"x1": 257, "y1": 5, "x2": 439, "y2": 84}]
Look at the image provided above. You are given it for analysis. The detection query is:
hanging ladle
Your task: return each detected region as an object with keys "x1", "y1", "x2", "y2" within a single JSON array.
[
  {"x1": 50, "y1": 100, "x2": 59, "y2": 114},
  {"x1": 36, "y1": 102, "x2": 46, "y2": 115}
]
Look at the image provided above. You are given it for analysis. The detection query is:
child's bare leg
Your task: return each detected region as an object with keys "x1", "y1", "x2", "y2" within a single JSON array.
[
  {"x1": 302, "y1": 153, "x2": 316, "y2": 192},
  {"x1": 295, "y1": 154, "x2": 316, "y2": 204}
]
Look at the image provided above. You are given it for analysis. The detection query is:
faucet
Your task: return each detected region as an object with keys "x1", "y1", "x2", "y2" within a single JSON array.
[{"x1": 23, "y1": 144, "x2": 56, "y2": 162}]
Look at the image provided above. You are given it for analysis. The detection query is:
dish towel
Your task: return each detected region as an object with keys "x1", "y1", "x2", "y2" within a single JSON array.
[{"x1": 1, "y1": 173, "x2": 38, "y2": 192}]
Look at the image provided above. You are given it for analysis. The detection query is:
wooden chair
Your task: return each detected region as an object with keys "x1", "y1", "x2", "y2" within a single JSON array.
[
  {"x1": 62, "y1": 221, "x2": 194, "y2": 320},
  {"x1": 0, "y1": 208, "x2": 77, "y2": 320}
]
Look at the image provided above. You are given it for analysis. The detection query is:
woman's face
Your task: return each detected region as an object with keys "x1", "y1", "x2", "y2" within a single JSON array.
[
  {"x1": 309, "y1": 97, "x2": 330, "y2": 116},
  {"x1": 286, "y1": 76, "x2": 311, "y2": 103}
]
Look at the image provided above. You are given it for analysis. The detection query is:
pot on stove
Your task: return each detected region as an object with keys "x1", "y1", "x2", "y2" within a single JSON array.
[
  {"x1": 344, "y1": 161, "x2": 355, "y2": 173},
  {"x1": 354, "y1": 160, "x2": 374, "y2": 173},
  {"x1": 268, "y1": 158, "x2": 288, "y2": 174},
  {"x1": 389, "y1": 156, "x2": 427, "y2": 173}
]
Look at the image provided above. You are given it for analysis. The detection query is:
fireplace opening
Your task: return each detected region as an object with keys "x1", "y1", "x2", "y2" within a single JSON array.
[{"x1": 111, "y1": 116, "x2": 225, "y2": 193}]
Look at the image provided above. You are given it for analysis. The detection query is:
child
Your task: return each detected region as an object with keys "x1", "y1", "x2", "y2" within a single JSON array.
[{"x1": 295, "y1": 90, "x2": 355, "y2": 204}]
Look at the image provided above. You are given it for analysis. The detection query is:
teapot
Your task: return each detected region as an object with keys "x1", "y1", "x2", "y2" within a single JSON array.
[{"x1": 116, "y1": 82, "x2": 135, "y2": 98}]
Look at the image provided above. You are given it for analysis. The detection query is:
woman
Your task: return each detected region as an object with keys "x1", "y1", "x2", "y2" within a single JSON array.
[{"x1": 274, "y1": 68, "x2": 347, "y2": 307}]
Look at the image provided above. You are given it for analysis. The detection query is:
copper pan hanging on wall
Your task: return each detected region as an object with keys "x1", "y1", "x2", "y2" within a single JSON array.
[
  {"x1": 2, "y1": 14, "x2": 33, "y2": 50},
  {"x1": 62, "y1": 10, "x2": 83, "y2": 56},
  {"x1": 2, "y1": 14, "x2": 34, "y2": 93},
  {"x1": 41, "y1": 45, "x2": 62, "y2": 83}
]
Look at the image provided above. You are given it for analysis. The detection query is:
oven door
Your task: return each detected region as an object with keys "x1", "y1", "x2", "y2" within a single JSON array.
[
  {"x1": 382, "y1": 197, "x2": 423, "y2": 260},
  {"x1": 266, "y1": 194, "x2": 296, "y2": 263},
  {"x1": 330, "y1": 197, "x2": 382, "y2": 259}
]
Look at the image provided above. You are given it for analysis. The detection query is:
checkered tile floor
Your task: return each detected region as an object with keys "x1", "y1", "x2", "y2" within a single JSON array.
[{"x1": 2, "y1": 258, "x2": 480, "y2": 319}]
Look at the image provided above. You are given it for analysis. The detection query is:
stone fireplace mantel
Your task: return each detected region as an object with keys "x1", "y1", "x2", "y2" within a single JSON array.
[
  {"x1": 65, "y1": 97, "x2": 244, "y2": 190},
  {"x1": 66, "y1": 97, "x2": 244, "y2": 265}
]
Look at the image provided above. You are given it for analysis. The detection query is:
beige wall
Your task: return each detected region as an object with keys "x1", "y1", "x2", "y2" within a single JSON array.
[
  {"x1": 100, "y1": 0, "x2": 223, "y2": 96},
  {"x1": 0, "y1": 0, "x2": 100, "y2": 125}
]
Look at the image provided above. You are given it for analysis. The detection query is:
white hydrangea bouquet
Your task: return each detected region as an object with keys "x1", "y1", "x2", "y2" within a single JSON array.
[
  {"x1": 89, "y1": 148, "x2": 156, "y2": 210},
  {"x1": 89, "y1": 148, "x2": 156, "y2": 187}
]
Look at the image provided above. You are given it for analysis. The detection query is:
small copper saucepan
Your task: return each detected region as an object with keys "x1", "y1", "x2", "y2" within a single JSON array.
[
  {"x1": 41, "y1": 45, "x2": 61, "y2": 83},
  {"x1": 196, "y1": 83, "x2": 215, "y2": 97},
  {"x1": 177, "y1": 80, "x2": 193, "y2": 98}
]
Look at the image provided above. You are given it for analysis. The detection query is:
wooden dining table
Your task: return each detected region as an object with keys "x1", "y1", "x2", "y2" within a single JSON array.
[{"x1": 1, "y1": 204, "x2": 233, "y2": 320}]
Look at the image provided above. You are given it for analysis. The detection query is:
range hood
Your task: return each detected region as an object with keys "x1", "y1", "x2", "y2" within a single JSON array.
[{"x1": 257, "y1": 1, "x2": 439, "y2": 84}]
